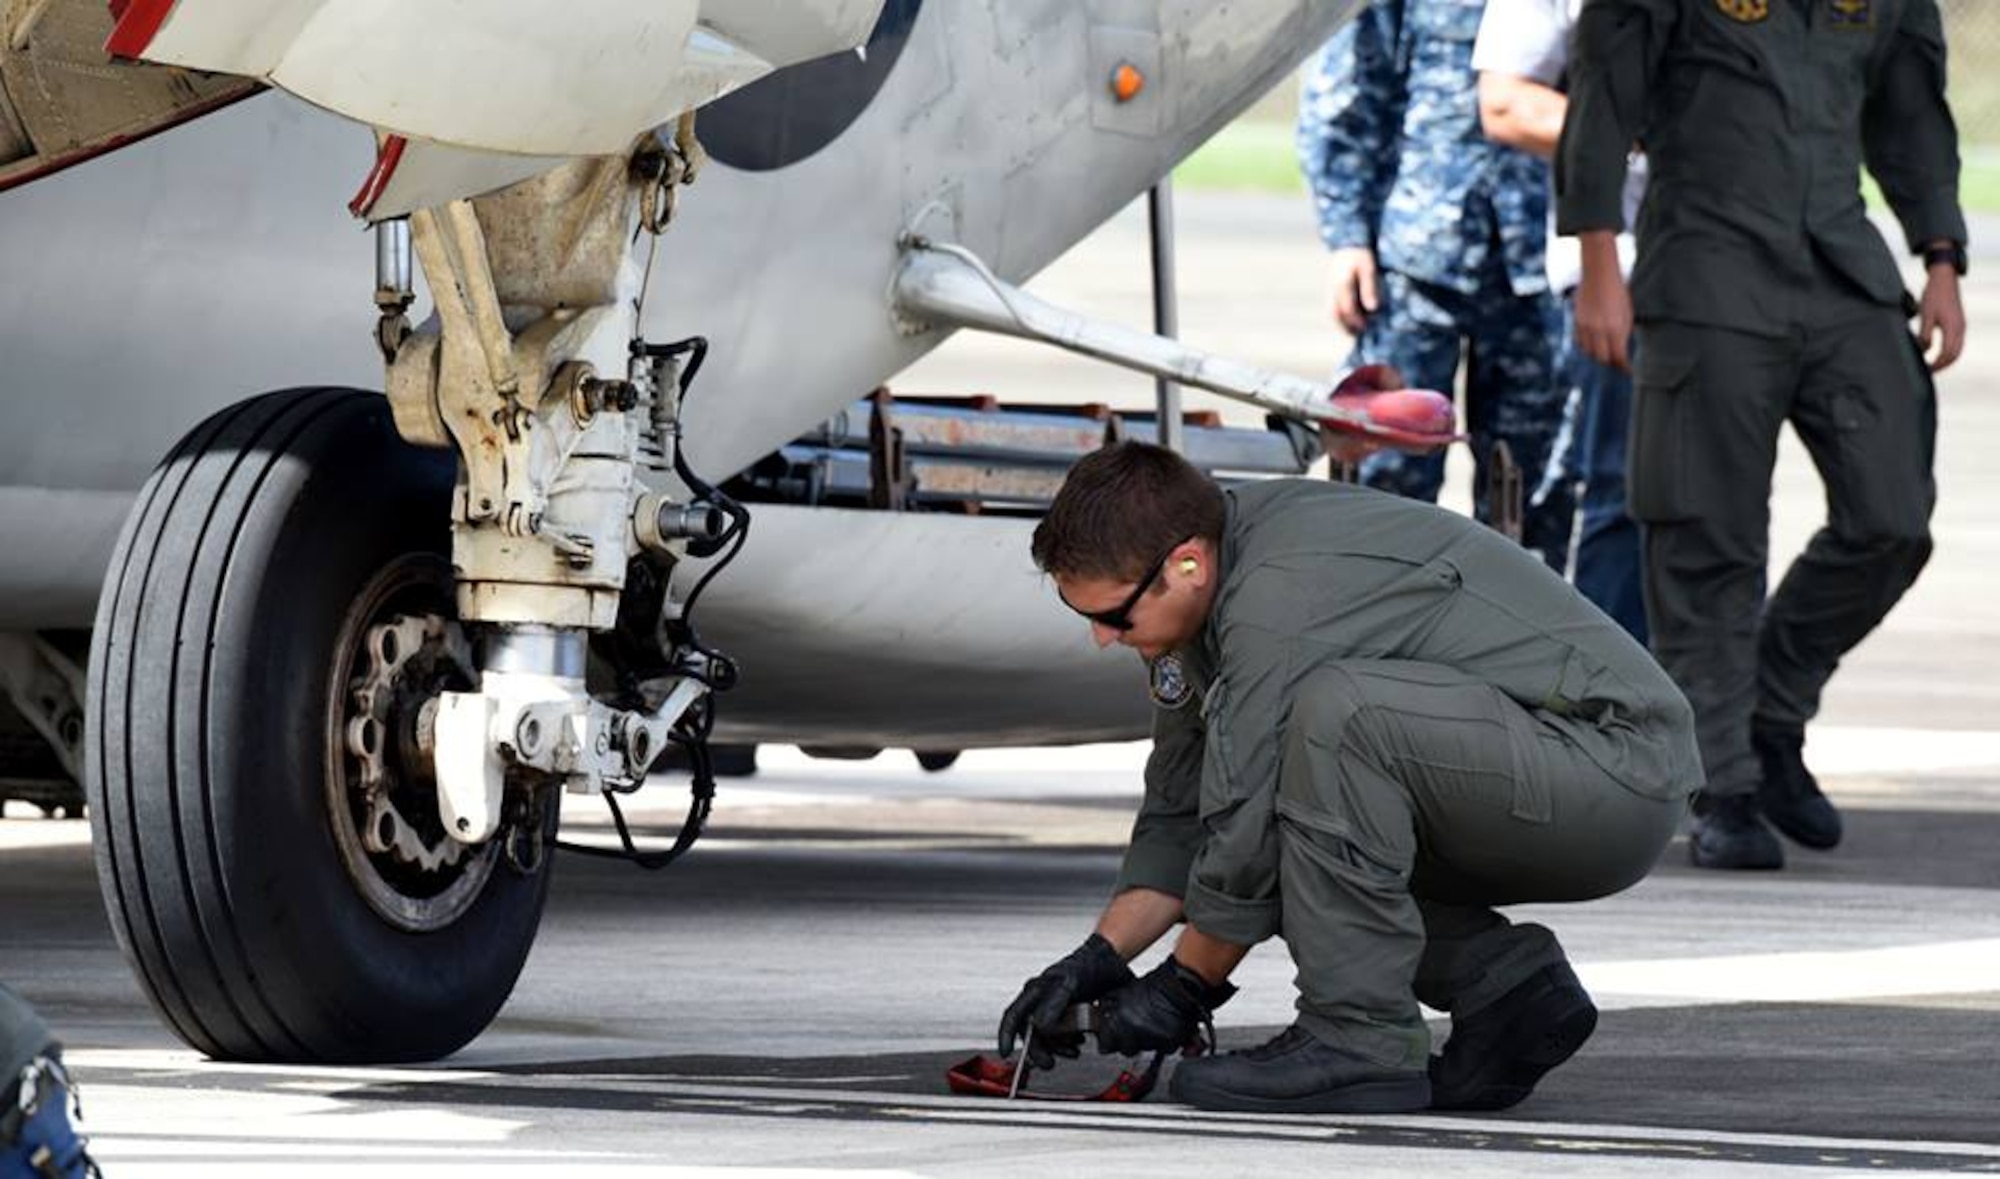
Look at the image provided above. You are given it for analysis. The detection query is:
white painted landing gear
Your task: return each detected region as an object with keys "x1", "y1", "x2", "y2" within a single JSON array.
[{"x1": 85, "y1": 132, "x2": 735, "y2": 1062}]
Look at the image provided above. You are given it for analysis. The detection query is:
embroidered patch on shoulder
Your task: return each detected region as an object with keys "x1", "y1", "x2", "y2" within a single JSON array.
[
  {"x1": 1149, "y1": 654, "x2": 1192, "y2": 710},
  {"x1": 1715, "y1": 0, "x2": 1768, "y2": 22},
  {"x1": 1828, "y1": 0, "x2": 1873, "y2": 28}
]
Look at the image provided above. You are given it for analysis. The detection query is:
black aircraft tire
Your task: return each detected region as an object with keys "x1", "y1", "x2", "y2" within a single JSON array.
[
  {"x1": 86, "y1": 389, "x2": 555, "y2": 1064},
  {"x1": 915, "y1": 750, "x2": 960, "y2": 773}
]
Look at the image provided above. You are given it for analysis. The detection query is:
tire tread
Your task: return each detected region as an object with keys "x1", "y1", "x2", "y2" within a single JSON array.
[{"x1": 91, "y1": 390, "x2": 372, "y2": 1060}]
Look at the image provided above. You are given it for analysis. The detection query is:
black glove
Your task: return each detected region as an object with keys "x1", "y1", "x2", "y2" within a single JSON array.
[
  {"x1": 998, "y1": 933, "x2": 1135, "y2": 1069},
  {"x1": 1093, "y1": 957, "x2": 1237, "y2": 1057}
]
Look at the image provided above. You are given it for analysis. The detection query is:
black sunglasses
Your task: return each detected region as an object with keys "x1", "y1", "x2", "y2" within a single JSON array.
[{"x1": 1059, "y1": 546, "x2": 1177, "y2": 632}]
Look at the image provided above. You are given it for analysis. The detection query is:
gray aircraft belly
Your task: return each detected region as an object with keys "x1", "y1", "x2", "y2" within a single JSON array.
[
  {"x1": 0, "y1": 94, "x2": 381, "y2": 626},
  {"x1": 682, "y1": 505, "x2": 1148, "y2": 748},
  {"x1": 0, "y1": 0, "x2": 1354, "y2": 747},
  {"x1": 654, "y1": 0, "x2": 1357, "y2": 481}
]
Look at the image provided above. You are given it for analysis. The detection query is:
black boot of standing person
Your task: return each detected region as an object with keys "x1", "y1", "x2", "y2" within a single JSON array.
[
  {"x1": 1689, "y1": 792, "x2": 1783, "y2": 871},
  {"x1": 1753, "y1": 723, "x2": 1842, "y2": 850}
]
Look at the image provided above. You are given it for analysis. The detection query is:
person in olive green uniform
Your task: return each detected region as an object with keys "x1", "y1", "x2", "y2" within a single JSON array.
[
  {"x1": 1557, "y1": 0, "x2": 1968, "y2": 870},
  {"x1": 997, "y1": 442, "x2": 1700, "y2": 1114}
]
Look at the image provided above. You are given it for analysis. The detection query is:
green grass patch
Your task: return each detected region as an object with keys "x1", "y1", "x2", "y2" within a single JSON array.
[
  {"x1": 1863, "y1": 157, "x2": 2000, "y2": 215},
  {"x1": 1175, "y1": 120, "x2": 1304, "y2": 195},
  {"x1": 1965, "y1": 159, "x2": 2000, "y2": 212},
  {"x1": 1182, "y1": 118, "x2": 2000, "y2": 214}
]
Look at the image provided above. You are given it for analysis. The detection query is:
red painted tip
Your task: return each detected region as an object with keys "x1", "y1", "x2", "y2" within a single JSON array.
[
  {"x1": 105, "y1": 0, "x2": 175, "y2": 59},
  {"x1": 348, "y1": 135, "x2": 409, "y2": 220}
]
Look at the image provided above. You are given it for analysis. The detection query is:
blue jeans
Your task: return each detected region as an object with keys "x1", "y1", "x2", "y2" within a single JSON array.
[{"x1": 1544, "y1": 302, "x2": 1647, "y2": 643}]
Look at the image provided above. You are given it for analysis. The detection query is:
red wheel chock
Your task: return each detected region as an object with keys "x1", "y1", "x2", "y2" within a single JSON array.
[{"x1": 945, "y1": 1051, "x2": 1167, "y2": 1103}]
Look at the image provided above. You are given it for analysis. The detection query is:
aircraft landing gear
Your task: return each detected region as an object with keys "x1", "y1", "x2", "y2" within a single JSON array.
[
  {"x1": 89, "y1": 131, "x2": 733, "y2": 1065},
  {"x1": 86, "y1": 389, "x2": 557, "y2": 1063}
]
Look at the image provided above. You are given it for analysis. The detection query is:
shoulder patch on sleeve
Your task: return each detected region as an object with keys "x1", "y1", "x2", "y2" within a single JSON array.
[{"x1": 1149, "y1": 654, "x2": 1193, "y2": 711}]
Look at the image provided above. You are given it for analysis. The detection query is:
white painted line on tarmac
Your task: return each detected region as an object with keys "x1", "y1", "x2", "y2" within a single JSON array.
[
  {"x1": 1581, "y1": 936, "x2": 2000, "y2": 1005},
  {"x1": 89, "y1": 1144, "x2": 916, "y2": 1179},
  {"x1": 91, "y1": 1136, "x2": 585, "y2": 1159},
  {"x1": 299, "y1": 1072, "x2": 2000, "y2": 1161},
  {"x1": 67, "y1": 1058, "x2": 2000, "y2": 1163},
  {"x1": 64, "y1": 1049, "x2": 494, "y2": 1084},
  {"x1": 1807, "y1": 726, "x2": 2000, "y2": 777}
]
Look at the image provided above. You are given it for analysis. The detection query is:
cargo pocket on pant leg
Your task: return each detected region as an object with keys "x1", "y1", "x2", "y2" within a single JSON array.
[
  {"x1": 1504, "y1": 696, "x2": 1553, "y2": 824},
  {"x1": 1627, "y1": 343, "x2": 1700, "y2": 523}
]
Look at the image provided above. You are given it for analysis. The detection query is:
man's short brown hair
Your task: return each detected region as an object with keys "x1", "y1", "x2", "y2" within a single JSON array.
[{"x1": 1031, "y1": 440, "x2": 1226, "y2": 580}]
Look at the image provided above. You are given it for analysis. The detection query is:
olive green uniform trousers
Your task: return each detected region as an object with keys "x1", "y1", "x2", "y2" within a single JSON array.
[{"x1": 1274, "y1": 661, "x2": 1682, "y2": 1065}]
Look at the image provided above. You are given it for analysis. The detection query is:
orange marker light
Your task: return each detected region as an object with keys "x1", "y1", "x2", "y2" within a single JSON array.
[{"x1": 1111, "y1": 63, "x2": 1145, "y2": 103}]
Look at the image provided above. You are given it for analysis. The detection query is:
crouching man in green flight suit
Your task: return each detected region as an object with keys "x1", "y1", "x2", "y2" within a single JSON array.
[{"x1": 997, "y1": 441, "x2": 1702, "y2": 1113}]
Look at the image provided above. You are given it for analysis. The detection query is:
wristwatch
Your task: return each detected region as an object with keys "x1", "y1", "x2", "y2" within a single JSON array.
[{"x1": 1922, "y1": 242, "x2": 1968, "y2": 277}]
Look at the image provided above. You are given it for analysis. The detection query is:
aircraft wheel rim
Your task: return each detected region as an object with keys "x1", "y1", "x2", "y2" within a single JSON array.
[{"x1": 324, "y1": 552, "x2": 497, "y2": 933}]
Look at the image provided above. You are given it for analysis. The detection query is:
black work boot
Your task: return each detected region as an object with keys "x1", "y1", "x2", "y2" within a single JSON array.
[
  {"x1": 1688, "y1": 792, "x2": 1784, "y2": 870},
  {"x1": 1429, "y1": 962, "x2": 1597, "y2": 1112},
  {"x1": 1752, "y1": 723, "x2": 1842, "y2": 850},
  {"x1": 1168, "y1": 1025, "x2": 1431, "y2": 1114}
]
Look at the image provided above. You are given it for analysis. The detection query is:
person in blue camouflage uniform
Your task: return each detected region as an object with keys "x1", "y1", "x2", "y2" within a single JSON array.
[
  {"x1": 1298, "y1": 0, "x2": 1571, "y2": 570},
  {"x1": 2, "y1": 985, "x2": 93, "y2": 1179}
]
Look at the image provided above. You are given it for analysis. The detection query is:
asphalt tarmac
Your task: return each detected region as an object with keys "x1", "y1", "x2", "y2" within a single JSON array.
[
  {"x1": 5, "y1": 193, "x2": 2000, "y2": 1176},
  {"x1": 8, "y1": 743, "x2": 2000, "y2": 1176}
]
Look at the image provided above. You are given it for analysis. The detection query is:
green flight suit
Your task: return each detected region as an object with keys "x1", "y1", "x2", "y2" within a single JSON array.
[
  {"x1": 1555, "y1": 0, "x2": 1963, "y2": 797},
  {"x1": 1116, "y1": 481, "x2": 1700, "y2": 1066}
]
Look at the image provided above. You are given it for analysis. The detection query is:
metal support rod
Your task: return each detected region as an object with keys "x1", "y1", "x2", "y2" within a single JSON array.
[
  {"x1": 892, "y1": 241, "x2": 1397, "y2": 440},
  {"x1": 483, "y1": 625, "x2": 588, "y2": 679},
  {"x1": 1147, "y1": 179, "x2": 1184, "y2": 452},
  {"x1": 374, "y1": 218, "x2": 413, "y2": 303},
  {"x1": 7, "y1": 0, "x2": 57, "y2": 51}
]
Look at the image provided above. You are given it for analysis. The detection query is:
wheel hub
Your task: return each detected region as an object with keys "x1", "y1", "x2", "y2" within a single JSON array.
[
  {"x1": 327, "y1": 555, "x2": 502, "y2": 932},
  {"x1": 347, "y1": 613, "x2": 476, "y2": 873}
]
